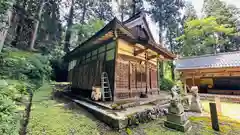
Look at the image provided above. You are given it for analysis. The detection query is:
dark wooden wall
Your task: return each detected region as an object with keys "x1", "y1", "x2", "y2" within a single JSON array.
[
  {"x1": 68, "y1": 41, "x2": 116, "y2": 97},
  {"x1": 115, "y1": 57, "x2": 158, "y2": 99}
]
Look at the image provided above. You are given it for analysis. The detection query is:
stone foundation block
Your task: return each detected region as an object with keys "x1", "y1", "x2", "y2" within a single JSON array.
[
  {"x1": 166, "y1": 113, "x2": 187, "y2": 124},
  {"x1": 164, "y1": 120, "x2": 192, "y2": 132}
]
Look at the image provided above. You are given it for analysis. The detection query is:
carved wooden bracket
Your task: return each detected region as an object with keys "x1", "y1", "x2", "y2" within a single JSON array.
[
  {"x1": 134, "y1": 48, "x2": 148, "y2": 56},
  {"x1": 147, "y1": 55, "x2": 157, "y2": 60}
]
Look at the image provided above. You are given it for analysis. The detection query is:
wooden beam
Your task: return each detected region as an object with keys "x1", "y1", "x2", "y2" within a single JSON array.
[
  {"x1": 134, "y1": 48, "x2": 147, "y2": 56},
  {"x1": 157, "y1": 55, "x2": 165, "y2": 61},
  {"x1": 147, "y1": 55, "x2": 157, "y2": 60}
]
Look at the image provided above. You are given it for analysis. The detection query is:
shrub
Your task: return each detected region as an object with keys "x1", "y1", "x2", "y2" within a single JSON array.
[
  {"x1": 0, "y1": 95, "x2": 20, "y2": 135},
  {"x1": 0, "y1": 50, "x2": 52, "y2": 89},
  {"x1": 0, "y1": 80, "x2": 28, "y2": 102},
  {"x1": 160, "y1": 78, "x2": 175, "y2": 91},
  {"x1": 0, "y1": 80, "x2": 29, "y2": 135}
]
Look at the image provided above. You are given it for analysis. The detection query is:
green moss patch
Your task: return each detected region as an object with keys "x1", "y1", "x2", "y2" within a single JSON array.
[{"x1": 27, "y1": 84, "x2": 100, "y2": 135}]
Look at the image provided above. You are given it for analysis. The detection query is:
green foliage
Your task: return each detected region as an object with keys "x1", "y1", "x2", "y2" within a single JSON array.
[
  {"x1": 0, "y1": 50, "x2": 52, "y2": 88},
  {"x1": 48, "y1": 45, "x2": 65, "y2": 62},
  {"x1": 203, "y1": 0, "x2": 238, "y2": 26},
  {"x1": 71, "y1": 19, "x2": 105, "y2": 47},
  {"x1": 0, "y1": 94, "x2": 20, "y2": 135},
  {"x1": 202, "y1": 0, "x2": 240, "y2": 52},
  {"x1": 48, "y1": 45, "x2": 68, "y2": 81},
  {"x1": 0, "y1": 84, "x2": 21, "y2": 102},
  {"x1": 160, "y1": 78, "x2": 175, "y2": 91},
  {"x1": 0, "y1": 80, "x2": 29, "y2": 102},
  {"x1": 177, "y1": 17, "x2": 236, "y2": 56},
  {"x1": 0, "y1": 0, "x2": 13, "y2": 20},
  {"x1": 126, "y1": 128, "x2": 132, "y2": 135}
]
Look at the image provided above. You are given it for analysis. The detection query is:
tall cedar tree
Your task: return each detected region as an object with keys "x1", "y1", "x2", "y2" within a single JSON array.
[
  {"x1": 64, "y1": 0, "x2": 74, "y2": 53},
  {"x1": 148, "y1": 0, "x2": 184, "y2": 80},
  {"x1": 203, "y1": 0, "x2": 240, "y2": 52},
  {"x1": 0, "y1": 0, "x2": 14, "y2": 52},
  {"x1": 115, "y1": 0, "x2": 143, "y2": 22}
]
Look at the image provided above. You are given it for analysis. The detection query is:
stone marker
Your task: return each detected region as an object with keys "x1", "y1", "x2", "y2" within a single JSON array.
[
  {"x1": 189, "y1": 86, "x2": 203, "y2": 113},
  {"x1": 209, "y1": 103, "x2": 220, "y2": 131},
  {"x1": 164, "y1": 86, "x2": 192, "y2": 132}
]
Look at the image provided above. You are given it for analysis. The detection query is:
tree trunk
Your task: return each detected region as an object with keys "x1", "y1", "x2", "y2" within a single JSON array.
[
  {"x1": 12, "y1": 0, "x2": 29, "y2": 47},
  {"x1": 0, "y1": 27, "x2": 9, "y2": 52},
  {"x1": 158, "y1": 23, "x2": 164, "y2": 79},
  {"x1": 64, "y1": 0, "x2": 74, "y2": 53},
  {"x1": 81, "y1": 1, "x2": 87, "y2": 24},
  {"x1": 159, "y1": 61, "x2": 164, "y2": 79},
  {"x1": 22, "y1": 0, "x2": 28, "y2": 9},
  {"x1": 170, "y1": 62, "x2": 175, "y2": 80},
  {"x1": 0, "y1": 4, "x2": 13, "y2": 52},
  {"x1": 159, "y1": 23, "x2": 163, "y2": 45},
  {"x1": 12, "y1": 18, "x2": 22, "y2": 47},
  {"x1": 29, "y1": 0, "x2": 45, "y2": 50},
  {"x1": 132, "y1": 0, "x2": 136, "y2": 16},
  {"x1": 169, "y1": 32, "x2": 175, "y2": 80},
  {"x1": 120, "y1": 5, "x2": 124, "y2": 22}
]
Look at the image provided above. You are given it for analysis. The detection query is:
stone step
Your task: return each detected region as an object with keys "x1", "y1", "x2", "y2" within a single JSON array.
[{"x1": 63, "y1": 92, "x2": 113, "y2": 110}]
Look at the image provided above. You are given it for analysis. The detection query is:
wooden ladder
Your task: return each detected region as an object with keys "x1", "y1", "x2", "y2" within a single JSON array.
[{"x1": 101, "y1": 72, "x2": 112, "y2": 101}]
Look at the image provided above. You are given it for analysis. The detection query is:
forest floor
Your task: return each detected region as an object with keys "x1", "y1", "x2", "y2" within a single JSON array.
[{"x1": 26, "y1": 84, "x2": 240, "y2": 135}]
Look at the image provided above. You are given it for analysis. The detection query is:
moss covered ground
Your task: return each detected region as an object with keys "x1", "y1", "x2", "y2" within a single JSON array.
[
  {"x1": 27, "y1": 84, "x2": 101, "y2": 135},
  {"x1": 27, "y1": 84, "x2": 240, "y2": 135}
]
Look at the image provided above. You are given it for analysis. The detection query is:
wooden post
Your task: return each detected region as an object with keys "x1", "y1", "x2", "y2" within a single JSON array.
[
  {"x1": 113, "y1": 30, "x2": 118, "y2": 101},
  {"x1": 209, "y1": 103, "x2": 220, "y2": 131},
  {"x1": 192, "y1": 74, "x2": 195, "y2": 86},
  {"x1": 157, "y1": 55, "x2": 160, "y2": 90},
  {"x1": 129, "y1": 61, "x2": 132, "y2": 97},
  {"x1": 145, "y1": 50, "x2": 148, "y2": 94},
  {"x1": 183, "y1": 78, "x2": 187, "y2": 94}
]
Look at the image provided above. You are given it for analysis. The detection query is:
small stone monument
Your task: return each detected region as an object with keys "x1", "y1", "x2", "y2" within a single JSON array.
[
  {"x1": 189, "y1": 86, "x2": 203, "y2": 113},
  {"x1": 164, "y1": 86, "x2": 192, "y2": 132}
]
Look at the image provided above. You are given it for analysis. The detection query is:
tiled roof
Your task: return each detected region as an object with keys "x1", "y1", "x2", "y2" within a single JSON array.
[{"x1": 175, "y1": 51, "x2": 240, "y2": 70}]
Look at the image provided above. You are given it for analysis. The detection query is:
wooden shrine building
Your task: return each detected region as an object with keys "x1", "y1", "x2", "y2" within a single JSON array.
[
  {"x1": 176, "y1": 51, "x2": 240, "y2": 95},
  {"x1": 64, "y1": 12, "x2": 175, "y2": 101}
]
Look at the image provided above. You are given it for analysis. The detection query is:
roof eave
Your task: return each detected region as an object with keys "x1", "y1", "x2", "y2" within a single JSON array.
[{"x1": 63, "y1": 18, "x2": 120, "y2": 61}]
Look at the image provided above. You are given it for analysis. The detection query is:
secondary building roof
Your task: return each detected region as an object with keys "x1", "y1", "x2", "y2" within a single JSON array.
[{"x1": 176, "y1": 51, "x2": 240, "y2": 70}]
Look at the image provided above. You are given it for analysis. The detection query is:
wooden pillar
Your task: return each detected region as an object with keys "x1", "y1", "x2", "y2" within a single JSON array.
[
  {"x1": 157, "y1": 55, "x2": 160, "y2": 91},
  {"x1": 113, "y1": 30, "x2": 118, "y2": 101},
  {"x1": 135, "y1": 65, "x2": 137, "y2": 91},
  {"x1": 129, "y1": 61, "x2": 132, "y2": 97},
  {"x1": 192, "y1": 73, "x2": 195, "y2": 86},
  {"x1": 183, "y1": 78, "x2": 187, "y2": 94},
  {"x1": 145, "y1": 50, "x2": 148, "y2": 94}
]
